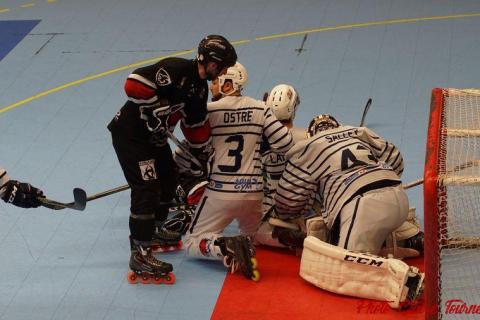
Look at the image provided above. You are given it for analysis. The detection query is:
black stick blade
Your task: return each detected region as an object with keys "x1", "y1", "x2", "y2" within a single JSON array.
[{"x1": 72, "y1": 188, "x2": 87, "y2": 211}]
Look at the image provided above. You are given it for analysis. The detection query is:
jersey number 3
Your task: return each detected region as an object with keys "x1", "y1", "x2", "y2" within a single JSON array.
[{"x1": 218, "y1": 135, "x2": 244, "y2": 172}]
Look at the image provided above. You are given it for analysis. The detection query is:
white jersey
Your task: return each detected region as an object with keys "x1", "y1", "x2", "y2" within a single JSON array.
[
  {"x1": 261, "y1": 127, "x2": 307, "y2": 209},
  {"x1": 0, "y1": 167, "x2": 9, "y2": 198},
  {"x1": 275, "y1": 125, "x2": 403, "y2": 228},
  {"x1": 207, "y1": 95, "x2": 293, "y2": 199}
]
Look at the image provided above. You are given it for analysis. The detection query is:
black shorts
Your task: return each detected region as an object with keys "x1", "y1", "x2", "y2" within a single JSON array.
[{"x1": 111, "y1": 131, "x2": 177, "y2": 214}]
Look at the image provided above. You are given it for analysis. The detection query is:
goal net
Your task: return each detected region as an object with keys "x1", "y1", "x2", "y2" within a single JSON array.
[{"x1": 424, "y1": 88, "x2": 480, "y2": 319}]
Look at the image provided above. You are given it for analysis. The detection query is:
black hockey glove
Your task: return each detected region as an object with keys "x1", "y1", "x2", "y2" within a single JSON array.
[
  {"x1": 140, "y1": 103, "x2": 171, "y2": 134},
  {"x1": 1, "y1": 180, "x2": 44, "y2": 208}
]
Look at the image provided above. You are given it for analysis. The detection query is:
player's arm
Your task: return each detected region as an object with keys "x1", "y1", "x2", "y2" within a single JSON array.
[
  {"x1": 0, "y1": 167, "x2": 44, "y2": 208},
  {"x1": 176, "y1": 87, "x2": 213, "y2": 175},
  {"x1": 359, "y1": 127, "x2": 404, "y2": 177},
  {"x1": 0, "y1": 167, "x2": 9, "y2": 199},
  {"x1": 124, "y1": 63, "x2": 172, "y2": 133},
  {"x1": 263, "y1": 107, "x2": 293, "y2": 154},
  {"x1": 274, "y1": 151, "x2": 318, "y2": 218}
]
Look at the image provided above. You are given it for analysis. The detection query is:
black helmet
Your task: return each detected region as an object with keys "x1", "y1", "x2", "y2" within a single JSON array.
[
  {"x1": 197, "y1": 35, "x2": 237, "y2": 72},
  {"x1": 307, "y1": 114, "x2": 340, "y2": 137}
]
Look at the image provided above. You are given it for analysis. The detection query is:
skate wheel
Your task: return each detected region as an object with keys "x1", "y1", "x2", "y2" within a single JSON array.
[
  {"x1": 140, "y1": 274, "x2": 151, "y2": 284},
  {"x1": 152, "y1": 276, "x2": 164, "y2": 285},
  {"x1": 164, "y1": 273, "x2": 176, "y2": 285},
  {"x1": 250, "y1": 257, "x2": 258, "y2": 269},
  {"x1": 127, "y1": 271, "x2": 139, "y2": 284},
  {"x1": 251, "y1": 270, "x2": 261, "y2": 282}
]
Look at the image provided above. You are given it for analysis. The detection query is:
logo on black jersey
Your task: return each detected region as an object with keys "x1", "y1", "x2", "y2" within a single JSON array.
[
  {"x1": 139, "y1": 159, "x2": 157, "y2": 181},
  {"x1": 156, "y1": 68, "x2": 172, "y2": 86}
]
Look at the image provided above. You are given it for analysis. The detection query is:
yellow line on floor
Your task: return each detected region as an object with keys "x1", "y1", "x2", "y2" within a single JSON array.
[
  {"x1": 0, "y1": 50, "x2": 193, "y2": 114},
  {"x1": 255, "y1": 12, "x2": 480, "y2": 40},
  {"x1": 20, "y1": 3, "x2": 35, "y2": 8},
  {"x1": 1, "y1": 12, "x2": 480, "y2": 114},
  {"x1": 0, "y1": 8, "x2": 10, "y2": 13}
]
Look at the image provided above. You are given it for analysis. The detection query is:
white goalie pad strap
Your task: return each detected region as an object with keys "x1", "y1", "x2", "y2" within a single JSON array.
[
  {"x1": 306, "y1": 216, "x2": 328, "y2": 242},
  {"x1": 300, "y1": 236, "x2": 412, "y2": 309}
]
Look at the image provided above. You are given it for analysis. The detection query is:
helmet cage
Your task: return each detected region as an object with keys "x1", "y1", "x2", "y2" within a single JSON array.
[{"x1": 307, "y1": 114, "x2": 340, "y2": 137}]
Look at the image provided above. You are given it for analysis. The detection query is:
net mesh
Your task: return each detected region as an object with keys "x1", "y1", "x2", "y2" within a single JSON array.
[{"x1": 437, "y1": 89, "x2": 480, "y2": 319}]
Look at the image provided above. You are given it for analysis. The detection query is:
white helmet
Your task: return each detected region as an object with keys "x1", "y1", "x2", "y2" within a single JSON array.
[
  {"x1": 218, "y1": 62, "x2": 248, "y2": 95},
  {"x1": 266, "y1": 84, "x2": 300, "y2": 121}
]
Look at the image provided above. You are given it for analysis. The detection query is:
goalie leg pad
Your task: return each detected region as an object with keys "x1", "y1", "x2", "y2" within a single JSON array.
[{"x1": 300, "y1": 236, "x2": 424, "y2": 309}]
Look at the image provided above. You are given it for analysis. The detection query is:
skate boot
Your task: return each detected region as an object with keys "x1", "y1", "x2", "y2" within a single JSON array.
[
  {"x1": 217, "y1": 235, "x2": 260, "y2": 282},
  {"x1": 404, "y1": 231, "x2": 424, "y2": 255},
  {"x1": 152, "y1": 225, "x2": 183, "y2": 253},
  {"x1": 399, "y1": 267, "x2": 425, "y2": 310},
  {"x1": 127, "y1": 239, "x2": 175, "y2": 285}
]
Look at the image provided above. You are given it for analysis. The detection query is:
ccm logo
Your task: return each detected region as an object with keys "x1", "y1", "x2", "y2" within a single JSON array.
[{"x1": 344, "y1": 254, "x2": 383, "y2": 267}]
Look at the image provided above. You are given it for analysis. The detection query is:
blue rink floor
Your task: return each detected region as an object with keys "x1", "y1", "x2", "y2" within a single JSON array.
[{"x1": 1, "y1": 1, "x2": 480, "y2": 319}]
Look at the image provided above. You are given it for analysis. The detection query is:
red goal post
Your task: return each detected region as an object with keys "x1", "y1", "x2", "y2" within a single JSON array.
[{"x1": 424, "y1": 88, "x2": 480, "y2": 320}]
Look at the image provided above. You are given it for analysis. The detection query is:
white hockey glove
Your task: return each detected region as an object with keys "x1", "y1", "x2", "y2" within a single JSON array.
[{"x1": 173, "y1": 140, "x2": 214, "y2": 178}]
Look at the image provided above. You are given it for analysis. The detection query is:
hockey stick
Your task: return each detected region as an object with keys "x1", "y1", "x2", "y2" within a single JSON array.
[
  {"x1": 402, "y1": 159, "x2": 480, "y2": 190},
  {"x1": 359, "y1": 98, "x2": 372, "y2": 127},
  {"x1": 38, "y1": 188, "x2": 87, "y2": 211}
]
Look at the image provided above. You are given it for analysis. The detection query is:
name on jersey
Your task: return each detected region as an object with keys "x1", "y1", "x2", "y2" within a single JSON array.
[
  {"x1": 325, "y1": 129, "x2": 358, "y2": 143},
  {"x1": 268, "y1": 153, "x2": 285, "y2": 164},
  {"x1": 234, "y1": 177, "x2": 260, "y2": 191},
  {"x1": 224, "y1": 110, "x2": 253, "y2": 123}
]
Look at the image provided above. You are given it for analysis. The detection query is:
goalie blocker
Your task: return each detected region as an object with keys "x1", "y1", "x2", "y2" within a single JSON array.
[{"x1": 300, "y1": 236, "x2": 424, "y2": 309}]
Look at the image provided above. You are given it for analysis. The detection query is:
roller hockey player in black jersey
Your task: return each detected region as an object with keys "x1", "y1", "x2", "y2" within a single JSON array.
[
  {"x1": 0, "y1": 167, "x2": 45, "y2": 208},
  {"x1": 108, "y1": 35, "x2": 237, "y2": 284}
]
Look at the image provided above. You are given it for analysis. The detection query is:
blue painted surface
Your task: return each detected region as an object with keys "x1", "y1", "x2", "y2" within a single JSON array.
[
  {"x1": 0, "y1": 20, "x2": 40, "y2": 61},
  {"x1": 1, "y1": 1, "x2": 480, "y2": 319}
]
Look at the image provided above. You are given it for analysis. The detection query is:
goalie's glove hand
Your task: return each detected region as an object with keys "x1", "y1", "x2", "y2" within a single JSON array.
[
  {"x1": 1, "y1": 180, "x2": 44, "y2": 208},
  {"x1": 139, "y1": 102, "x2": 171, "y2": 134}
]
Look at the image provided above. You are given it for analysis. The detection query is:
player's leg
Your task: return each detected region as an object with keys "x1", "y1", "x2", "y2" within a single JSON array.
[
  {"x1": 148, "y1": 150, "x2": 183, "y2": 252},
  {"x1": 337, "y1": 185, "x2": 409, "y2": 255},
  {"x1": 184, "y1": 192, "x2": 235, "y2": 259},
  {"x1": 379, "y1": 207, "x2": 424, "y2": 259},
  {"x1": 300, "y1": 236, "x2": 424, "y2": 309},
  {"x1": 111, "y1": 133, "x2": 174, "y2": 283}
]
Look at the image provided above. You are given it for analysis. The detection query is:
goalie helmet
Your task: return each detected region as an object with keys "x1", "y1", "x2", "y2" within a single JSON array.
[
  {"x1": 218, "y1": 62, "x2": 248, "y2": 95},
  {"x1": 266, "y1": 84, "x2": 300, "y2": 121},
  {"x1": 307, "y1": 114, "x2": 340, "y2": 137},
  {"x1": 197, "y1": 35, "x2": 237, "y2": 78}
]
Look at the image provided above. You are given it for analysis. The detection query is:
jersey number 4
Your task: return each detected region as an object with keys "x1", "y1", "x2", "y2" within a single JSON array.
[
  {"x1": 341, "y1": 145, "x2": 376, "y2": 171},
  {"x1": 218, "y1": 135, "x2": 244, "y2": 172}
]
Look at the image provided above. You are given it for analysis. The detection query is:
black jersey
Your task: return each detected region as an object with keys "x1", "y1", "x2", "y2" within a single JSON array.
[{"x1": 108, "y1": 58, "x2": 211, "y2": 147}]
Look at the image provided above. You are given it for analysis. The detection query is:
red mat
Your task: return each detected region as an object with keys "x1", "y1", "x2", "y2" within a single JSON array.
[{"x1": 212, "y1": 246, "x2": 425, "y2": 320}]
